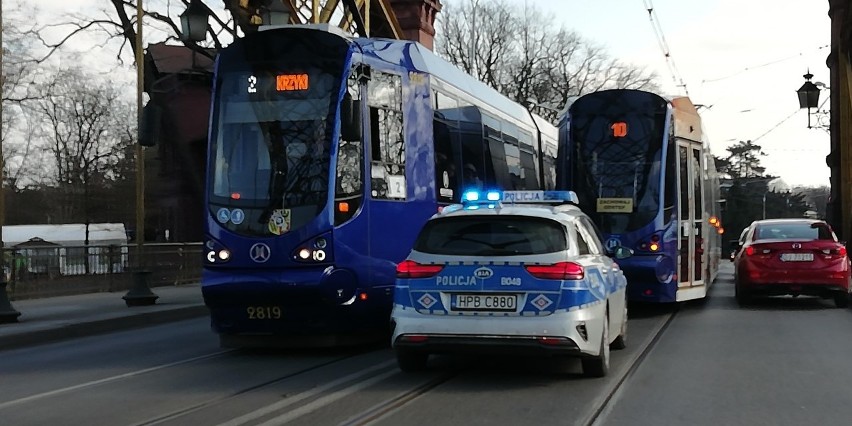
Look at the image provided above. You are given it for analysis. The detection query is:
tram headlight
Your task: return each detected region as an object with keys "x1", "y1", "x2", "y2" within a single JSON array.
[
  {"x1": 205, "y1": 239, "x2": 231, "y2": 264},
  {"x1": 292, "y1": 234, "x2": 333, "y2": 264}
]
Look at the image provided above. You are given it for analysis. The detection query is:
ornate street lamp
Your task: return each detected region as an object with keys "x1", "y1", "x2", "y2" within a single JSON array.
[
  {"x1": 180, "y1": 0, "x2": 210, "y2": 42},
  {"x1": 262, "y1": 1, "x2": 291, "y2": 26},
  {"x1": 796, "y1": 71, "x2": 820, "y2": 128}
]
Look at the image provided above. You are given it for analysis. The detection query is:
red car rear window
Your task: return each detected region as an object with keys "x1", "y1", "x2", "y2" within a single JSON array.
[{"x1": 754, "y1": 222, "x2": 835, "y2": 241}]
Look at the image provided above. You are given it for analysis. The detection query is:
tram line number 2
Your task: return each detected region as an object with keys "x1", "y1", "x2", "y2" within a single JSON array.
[{"x1": 611, "y1": 121, "x2": 628, "y2": 138}]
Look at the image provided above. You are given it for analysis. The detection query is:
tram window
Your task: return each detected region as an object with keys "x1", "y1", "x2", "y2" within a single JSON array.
[
  {"x1": 679, "y1": 145, "x2": 689, "y2": 218},
  {"x1": 487, "y1": 137, "x2": 509, "y2": 189},
  {"x1": 664, "y1": 142, "x2": 676, "y2": 216},
  {"x1": 483, "y1": 114, "x2": 500, "y2": 139},
  {"x1": 504, "y1": 142, "x2": 522, "y2": 189},
  {"x1": 518, "y1": 130, "x2": 535, "y2": 151},
  {"x1": 335, "y1": 76, "x2": 363, "y2": 225},
  {"x1": 460, "y1": 132, "x2": 485, "y2": 190},
  {"x1": 434, "y1": 117, "x2": 459, "y2": 203},
  {"x1": 368, "y1": 72, "x2": 406, "y2": 200},
  {"x1": 520, "y1": 150, "x2": 537, "y2": 189},
  {"x1": 692, "y1": 149, "x2": 702, "y2": 218}
]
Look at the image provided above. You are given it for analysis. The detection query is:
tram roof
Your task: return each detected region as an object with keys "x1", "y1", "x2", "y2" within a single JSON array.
[
  {"x1": 353, "y1": 37, "x2": 550, "y2": 131},
  {"x1": 559, "y1": 89, "x2": 704, "y2": 143}
]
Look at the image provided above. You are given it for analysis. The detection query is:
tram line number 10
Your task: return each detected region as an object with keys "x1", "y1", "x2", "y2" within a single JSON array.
[{"x1": 611, "y1": 121, "x2": 628, "y2": 138}]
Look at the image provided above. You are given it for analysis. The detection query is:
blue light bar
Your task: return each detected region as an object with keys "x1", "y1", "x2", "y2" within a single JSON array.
[
  {"x1": 502, "y1": 190, "x2": 579, "y2": 204},
  {"x1": 461, "y1": 189, "x2": 503, "y2": 209},
  {"x1": 462, "y1": 190, "x2": 480, "y2": 202},
  {"x1": 485, "y1": 191, "x2": 501, "y2": 201}
]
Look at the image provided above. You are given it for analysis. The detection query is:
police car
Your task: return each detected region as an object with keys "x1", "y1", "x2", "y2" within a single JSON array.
[{"x1": 391, "y1": 190, "x2": 631, "y2": 377}]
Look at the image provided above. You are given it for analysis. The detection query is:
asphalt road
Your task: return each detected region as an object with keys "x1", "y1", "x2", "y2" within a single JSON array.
[
  {"x1": 0, "y1": 302, "x2": 671, "y2": 425},
  {"x1": 595, "y1": 264, "x2": 852, "y2": 426},
  {"x1": 7, "y1": 263, "x2": 848, "y2": 426}
]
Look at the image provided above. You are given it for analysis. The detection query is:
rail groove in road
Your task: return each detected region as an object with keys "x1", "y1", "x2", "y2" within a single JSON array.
[
  {"x1": 130, "y1": 352, "x2": 372, "y2": 426},
  {"x1": 338, "y1": 370, "x2": 459, "y2": 426},
  {"x1": 584, "y1": 305, "x2": 678, "y2": 426}
]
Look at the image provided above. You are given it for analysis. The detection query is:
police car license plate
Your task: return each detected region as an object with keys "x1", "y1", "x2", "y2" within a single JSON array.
[
  {"x1": 451, "y1": 294, "x2": 517, "y2": 312},
  {"x1": 780, "y1": 253, "x2": 813, "y2": 262}
]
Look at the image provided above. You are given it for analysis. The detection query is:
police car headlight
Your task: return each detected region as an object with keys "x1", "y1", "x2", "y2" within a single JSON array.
[{"x1": 217, "y1": 250, "x2": 230, "y2": 261}]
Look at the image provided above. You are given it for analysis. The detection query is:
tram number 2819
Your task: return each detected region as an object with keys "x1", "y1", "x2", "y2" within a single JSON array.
[{"x1": 246, "y1": 306, "x2": 283, "y2": 319}]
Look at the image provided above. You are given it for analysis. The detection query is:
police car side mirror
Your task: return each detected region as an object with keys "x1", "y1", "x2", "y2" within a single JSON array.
[{"x1": 613, "y1": 246, "x2": 633, "y2": 259}]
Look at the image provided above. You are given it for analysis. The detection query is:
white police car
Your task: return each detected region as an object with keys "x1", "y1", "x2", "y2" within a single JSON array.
[{"x1": 391, "y1": 190, "x2": 631, "y2": 377}]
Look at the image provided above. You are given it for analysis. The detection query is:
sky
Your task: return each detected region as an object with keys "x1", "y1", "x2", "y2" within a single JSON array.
[
  {"x1": 507, "y1": 0, "x2": 832, "y2": 188},
  {"x1": 34, "y1": 0, "x2": 833, "y2": 188}
]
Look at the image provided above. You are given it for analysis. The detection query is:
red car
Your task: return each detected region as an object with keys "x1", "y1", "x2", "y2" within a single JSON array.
[{"x1": 733, "y1": 219, "x2": 850, "y2": 307}]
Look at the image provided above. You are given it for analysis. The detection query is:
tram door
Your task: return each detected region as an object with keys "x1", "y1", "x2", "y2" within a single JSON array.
[{"x1": 676, "y1": 141, "x2": 706, "y2": 287}]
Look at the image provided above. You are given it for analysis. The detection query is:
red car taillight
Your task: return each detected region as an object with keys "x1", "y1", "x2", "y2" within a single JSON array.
[
  {"x1": 396, "y1": 260, "x2": 444, "y2": 278},
  {"x1": 524, "y1": 262, "x2": 584, "y2": 280},
  {"x1": 745, "y1": 246, "x2": 755, "y2": 256}
]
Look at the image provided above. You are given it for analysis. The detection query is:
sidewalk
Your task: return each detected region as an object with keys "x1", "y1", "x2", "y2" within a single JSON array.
[{"x1": 0, "y1": 285, "x2": 208, "y2": 351}]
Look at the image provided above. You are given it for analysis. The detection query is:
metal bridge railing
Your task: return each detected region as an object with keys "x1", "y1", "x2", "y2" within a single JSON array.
[{"x1": 2, "y1": 243, "x2": 202, "y2": 300}]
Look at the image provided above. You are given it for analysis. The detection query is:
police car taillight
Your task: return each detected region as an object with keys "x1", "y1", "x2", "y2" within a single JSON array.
[
  {"x1": 524, "y1": 262, "x2": 584, "y2": 280},
  {"x1": 396, "y1": 260, "x2": 444, "y2": 278}
]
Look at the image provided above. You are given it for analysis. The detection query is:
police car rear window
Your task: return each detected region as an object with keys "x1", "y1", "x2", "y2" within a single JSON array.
[{"x1": 413, "y1": 216, "x2": 568, "y2": 256}]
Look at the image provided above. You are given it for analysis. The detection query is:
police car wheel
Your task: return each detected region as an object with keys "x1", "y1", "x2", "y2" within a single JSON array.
[
  {"x1": 581, "y1": 312, "x2": 610, "y2": 378},
  {"x1": 610, "y1": 304, "x2": 627, "y2": 350},
  {"x1": 396, "y1": 350, "x2": 428, "y2": 372}
]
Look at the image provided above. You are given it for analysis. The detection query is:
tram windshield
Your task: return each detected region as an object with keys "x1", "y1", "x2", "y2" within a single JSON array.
[
  {"x1": 569, "y1": 90, "x2": 668, "y2": 234},
  {"x1": 208, "y1": 29, "x2": 350, "y2": 236}
]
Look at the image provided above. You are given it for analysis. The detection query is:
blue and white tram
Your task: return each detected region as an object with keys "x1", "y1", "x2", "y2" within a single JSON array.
[
  {"x1": 201, "y1": 24, "x2": 558, "y2": 347},
  {"x1": 557, "y1": 89, "x2": 721, "y2": 303}
]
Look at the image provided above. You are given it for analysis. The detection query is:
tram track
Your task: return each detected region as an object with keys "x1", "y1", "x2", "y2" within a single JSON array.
[
  {"x1": 337, "y1": 369, "x2": 460, "y2": 426},
  {"x1": 130, "y1": 351, "x2": 377, "y2": 426},
  {"x1": 584, "y1": 307, "x2": 679, "y2": 426}
]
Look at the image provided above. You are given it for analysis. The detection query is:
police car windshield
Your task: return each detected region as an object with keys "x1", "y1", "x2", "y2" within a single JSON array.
[{"x1": 413, "y1": 216, "x2": 567, "y2": 256}]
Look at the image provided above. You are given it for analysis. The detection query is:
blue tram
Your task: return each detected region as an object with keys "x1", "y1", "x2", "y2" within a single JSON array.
[
  {"x1": 201, "y1": 24, "x2": 558, "y2": 347},
  {"x1": 557, "y1": 89, "x2": 721, "y2": 303}
]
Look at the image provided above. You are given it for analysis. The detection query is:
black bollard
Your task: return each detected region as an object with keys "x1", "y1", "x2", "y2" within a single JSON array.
[
  {"x1": 0, "y1": 273, "x2": 21, "y2": 323},
  {"x1": 122, "y1": 269, "x2": 159, "y2": 307}
]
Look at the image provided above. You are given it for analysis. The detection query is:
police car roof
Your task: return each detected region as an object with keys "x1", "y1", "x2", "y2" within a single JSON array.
[{"x1": 437, "y1": 203, "x2": 583, "y2": 221}]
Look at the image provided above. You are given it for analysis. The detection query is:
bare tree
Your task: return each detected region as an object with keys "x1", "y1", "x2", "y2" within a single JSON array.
[
  {"x1": 33, "y1": 67, "x2": 135, "y2": 268},
  {"x1": 2, "y1": 0, "x2": 51, "y2": 186},
  {"x1": 33, "y1": 0, "x2": 234, "y2": 66},
  {"x1": 437, "y1": 0, "x2": 660, "y2": 122}
]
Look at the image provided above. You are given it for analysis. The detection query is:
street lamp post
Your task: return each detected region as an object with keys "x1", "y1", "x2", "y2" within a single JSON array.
[
  {"x1": 796, "y1": 70, "x2": 821, "y2": 128},
  {"x1": 123, "y1": 0, "x2": 158, "y2": 306},
  {"x1": 0, "y1": 0, "x2": 22, "y2": 323}
]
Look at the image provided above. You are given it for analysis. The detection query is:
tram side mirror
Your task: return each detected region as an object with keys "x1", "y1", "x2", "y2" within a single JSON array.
[
  {"x1": 613, "y1": 246, "x2": 633, "y2": 260},
  {"x1": 340, "y1": 93, "x2": 361, "y2": 142}
]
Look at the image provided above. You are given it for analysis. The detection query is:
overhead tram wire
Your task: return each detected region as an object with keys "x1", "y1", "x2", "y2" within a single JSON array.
[
  {"x1": 751, "y1": 95, "x2": 831, "y2": 143},
  {"x1": 642, "y1": 0, "x2": 689, "y2": 96},
  {"x1": 702, "y1": 45, "x2": 830, "y2": 84}
]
